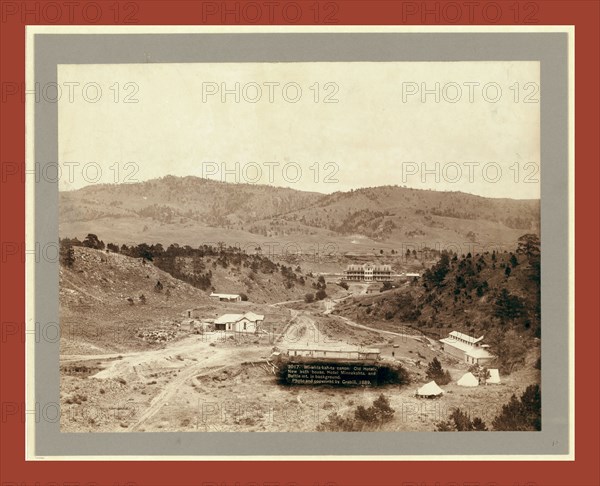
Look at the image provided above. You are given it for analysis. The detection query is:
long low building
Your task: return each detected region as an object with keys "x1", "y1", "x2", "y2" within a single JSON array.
[
  {"x1": 344, "y1": 264, "x2": 393, "y2": 282},
  {"x1": 286, "y1": 344, "x2": 381, "y2": 361},
  {"x1": 440, "y1": 331, "x2": 495, "y2": 365},
  {"x1": 210, "y1": 292, "x2": 241, "y2": 302}
]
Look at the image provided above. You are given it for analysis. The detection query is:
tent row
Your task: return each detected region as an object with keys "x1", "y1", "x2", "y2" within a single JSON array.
[
  {"x1": 415, "y1": 369, "x2": 501, "y2": 398},
  {"x1": 457, "y1": 369, "x2": 502, "y2": 386}
]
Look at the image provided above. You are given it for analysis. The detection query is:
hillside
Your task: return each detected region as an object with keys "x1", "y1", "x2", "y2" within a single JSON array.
[
  {"x1": 333, "y1": 234, "x2": 541, "y2": 373},
  {"x1": 252, "y1": 185, "x2": 539, "y2": 243},
  {"x1": 59, "y1": 247, "x2": 291, "y2": 354},
  {"x1": 60, "y1": 176, "x2": 539, "y2": 252}
]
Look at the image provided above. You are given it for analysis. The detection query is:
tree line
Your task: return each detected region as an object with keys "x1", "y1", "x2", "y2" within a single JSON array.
[{"x1": 59, "y1": 234, "x2": 306, "y2": 292}]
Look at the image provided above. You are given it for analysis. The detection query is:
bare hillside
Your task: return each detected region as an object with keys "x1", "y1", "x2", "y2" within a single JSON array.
[{"x1": 59, "y1": 247, "x2": 289, "y2": 354}]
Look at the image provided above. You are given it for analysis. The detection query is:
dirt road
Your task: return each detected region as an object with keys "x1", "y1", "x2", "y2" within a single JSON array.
[
  {"x1": 62, "y1": 331, "x2": 274, "y2": 431},
  {"x1": 320, "y1": 288, "x2": 436, "y2": 345},
  {"x1": 128, "y1": 360, "x2": 231, "y2": 431},
  {"x1": 334, "y1": 314, "x2": 424, "y2": 341}
]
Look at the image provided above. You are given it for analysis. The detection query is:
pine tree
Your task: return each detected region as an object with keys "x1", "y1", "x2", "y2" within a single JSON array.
[
  {"x1": 492, "y1": 385, "x2": 541, "y2": 431},
  {"x1": 494, "y1": 289, "x2": 525, "y2": 322},
  {"x1": 426, "y1": 357, "x2": 451, "y2": 385},
  {"x1": 60, "y1": 242, "x2": 75, "y2": 267}
]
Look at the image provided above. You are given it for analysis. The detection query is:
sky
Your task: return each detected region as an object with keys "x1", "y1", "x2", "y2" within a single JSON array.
[{"x1": 58, "y1": 61, "x2": 540, "y2": 199}]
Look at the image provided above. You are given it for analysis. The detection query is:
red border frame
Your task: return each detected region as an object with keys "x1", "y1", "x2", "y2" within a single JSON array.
[{"x1": 1, "y1": 1, "x2": 598, "y2": 485}]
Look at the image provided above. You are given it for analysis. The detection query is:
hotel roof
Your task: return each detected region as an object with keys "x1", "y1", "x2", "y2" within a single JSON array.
[
  {"x1": 439, "y1": 337, "x2": 473, "y2": 353},
  {"x1": 346, "y1": 264, "x2": 392, "y2": 271},
  {"x1": 449, "y1": 331, "x2": 484, "y2": 344}
]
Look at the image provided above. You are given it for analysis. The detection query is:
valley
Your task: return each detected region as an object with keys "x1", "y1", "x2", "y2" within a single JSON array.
[
  {"x1": 59, "y1": 247, "x2": 539, "y2": 433},
  {"x1": 58, "y1": 176, "x2": 541, "y2": 433}
]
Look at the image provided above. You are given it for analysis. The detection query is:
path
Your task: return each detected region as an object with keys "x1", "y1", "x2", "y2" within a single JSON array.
[{"x1": 128, "y1": 361, "x2": 230, "y2": 431}]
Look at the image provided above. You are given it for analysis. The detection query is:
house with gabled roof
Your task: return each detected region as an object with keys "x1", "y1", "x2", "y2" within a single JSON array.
[{"x1": 213, "y1": 312, "x2": 264, "y2": 333}]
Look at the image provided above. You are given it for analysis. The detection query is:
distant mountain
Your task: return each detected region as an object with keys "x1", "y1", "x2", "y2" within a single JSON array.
[
  {"x1": 60, "y1": 175, "x2": 319, "y2": 226},
  {"x1": 60, "y1": 176, "x2": 539, "y2": 252}
]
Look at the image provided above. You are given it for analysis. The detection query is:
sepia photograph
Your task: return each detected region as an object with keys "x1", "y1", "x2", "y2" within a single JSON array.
[
  {"x1": 2, "y1": 0, "x2": 594, "y2": 480},
  {"x1": 56, "y1": 58, "x2": 542, "y2": 434}
]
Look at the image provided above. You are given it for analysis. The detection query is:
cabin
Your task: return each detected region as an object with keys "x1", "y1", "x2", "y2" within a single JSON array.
[
  {"x1": 439, "y1": 331, "x2": 495, "y2": 365},
  {"x1": 210, "y1": 292, "x2": 242, "y2": 302},
  {"x1": 286, "y1": 344, "x2": 381, "y2": 362},
  {"x1": 213, "y1": 312, "x2": 264, "y2": 333}
]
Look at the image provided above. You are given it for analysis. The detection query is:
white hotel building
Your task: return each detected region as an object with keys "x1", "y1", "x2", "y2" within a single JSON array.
[{"x1": 344, "y1": 264, "x2": 393, "y2": 282}]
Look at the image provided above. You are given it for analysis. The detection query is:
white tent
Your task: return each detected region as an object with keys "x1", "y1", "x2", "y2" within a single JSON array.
[
  {"x1": 416, "y1": 381, "x2": 444, "y2": 398},
  {"x1": 486, "y1": 369, "x2": 501, "y2": 384},
  {"x1": 457, "y1": 372, "x2": 479, "y2": 387}
]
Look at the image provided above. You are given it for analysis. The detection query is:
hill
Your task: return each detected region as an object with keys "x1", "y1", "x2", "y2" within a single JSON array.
[
  {"x1": 59, "y1": 246, "x2": 291, "y2": 354},
  {"x1": 333, "y1": 234, "x2": 541, "y2": 373},
  {"x1": 251, "y1": 185, "x2": 539, "y2": 244},
  {"x1": 60, "y1": 176, "x2": 539, "y2": 253}
]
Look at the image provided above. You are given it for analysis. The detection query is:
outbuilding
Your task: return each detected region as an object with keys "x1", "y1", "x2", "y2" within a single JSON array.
[
  {"x1": 210, "y1": 292, "x2": 242, "y2": 302},
  {"x1": 465, "y1": 346, "x2": 495, "y2": 366}
]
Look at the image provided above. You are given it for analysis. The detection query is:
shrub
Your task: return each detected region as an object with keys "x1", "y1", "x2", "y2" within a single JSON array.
[
  {"x1": 317, "y1": 394, "x2": 396, "y2": 431},
  {"x1": 315, "y1": 289, "x2": 327, "y2": 300},
  {"x1": 436, "y1": 408, "x2": 487, "y2": 431},
  {"x1": 380, "y1": 281, "x2": 393, "y2": 292}
]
